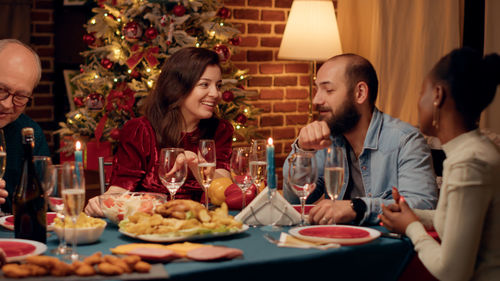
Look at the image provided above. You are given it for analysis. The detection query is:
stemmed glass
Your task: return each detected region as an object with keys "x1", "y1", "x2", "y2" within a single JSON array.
[
  {"x1": 324, "y1": 147, "x2": 345, "y2": 225},
  {"x1": 230, "y1": 147, "x2": 252, "y2": 209},
  {"x1": 60, "y1": 162, "x2": 85, "y2": 261},
  {"x1": 198, "y1": 140, "x2": 216, "y2": 209},
  {"x1": 250, "y1": 139, "x2": 267, "y2": 191},
  {"x1": 159, "y1": 148, "x2": 187, "y2": 200},
  {"x1": 288, "y1": 152, "x2": 318, "y2": 225},
  {"x1": 45, "y1": 164, "x2": 70, "y2": 255},
  {"x1": 0, "y1": 129, "x2": 6, "y2": 216}
]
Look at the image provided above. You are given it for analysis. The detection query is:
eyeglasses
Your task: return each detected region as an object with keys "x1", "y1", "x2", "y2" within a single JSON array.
[{"x1": 0, "y1": 86, "x2": 31, "y2": 107}]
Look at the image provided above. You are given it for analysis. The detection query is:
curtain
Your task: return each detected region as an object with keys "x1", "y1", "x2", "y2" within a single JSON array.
[
  {"x1": 0, "y1": 0, "x2": 31, "y2": 44},
  {"x1": 337, "y1": 0, "x2": 460, "y2": 126},
  {"x1": 480, "y1": 0, "x2": 500, "y2": 134}
]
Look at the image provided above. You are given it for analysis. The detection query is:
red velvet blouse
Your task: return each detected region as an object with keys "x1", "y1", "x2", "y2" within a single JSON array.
[{"x1": 110, "y1": 116, "x2": 233, "y2": 201}]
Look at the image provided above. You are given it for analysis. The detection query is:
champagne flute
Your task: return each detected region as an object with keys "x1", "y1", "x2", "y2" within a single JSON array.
[
  {"x1": 230, "y1": 147, "x2": 252, "y2": 209},
  {"x1": 60, "y1": 162, "x2": 85, "y2": 261},
  {"x1": 159, "y1": 148, "x2": 187, "y2": 200},
  {"x1": 45, "y1": 164, "x2": 70, "y2": 255},
  {"x1": 288, "y1": 152, "x2": 318, "y2": 225},
  {"x1": 324, "y1": 147, "x2": 345, "y2": 224},
  {"x1": 198, "y1": 139, "x2": 216, "y2": 209},
  {"x1": 250, "y1": 139, "x2": 267, "y2": 191}
]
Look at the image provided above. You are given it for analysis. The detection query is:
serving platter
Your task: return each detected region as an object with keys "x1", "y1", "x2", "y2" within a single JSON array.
[{"x1": 0, "y1": 238, "x2": 47, "y2": 262}]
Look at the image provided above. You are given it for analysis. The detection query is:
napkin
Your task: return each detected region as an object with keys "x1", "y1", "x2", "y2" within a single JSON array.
[
  {"x1": 234, "y1": 187, "x2": 301, "y2": 226},
  {"x1": 277, "y1": 232, "x2": 341, "y2": 250}
]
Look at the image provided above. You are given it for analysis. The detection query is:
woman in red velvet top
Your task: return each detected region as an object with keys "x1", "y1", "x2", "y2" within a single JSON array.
[{"x1": 85, "y1": 47, "x2": 233, "y2": 216}]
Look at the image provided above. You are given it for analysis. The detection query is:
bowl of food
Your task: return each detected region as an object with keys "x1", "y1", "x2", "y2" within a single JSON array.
[
  {"x1": 99, "y1": 192, "x2": 168, "y2": 224},
  {"x1": 53, "y1": 213, "x2": 107, "y2": 244}
]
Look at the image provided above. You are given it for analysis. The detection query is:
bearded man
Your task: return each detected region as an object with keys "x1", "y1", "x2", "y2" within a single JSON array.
[{"x1": 283, "y1": 54, "x2": 438, "y2": 225}]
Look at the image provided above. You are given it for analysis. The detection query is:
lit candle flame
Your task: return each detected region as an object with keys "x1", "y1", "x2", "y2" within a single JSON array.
[
  {"x1": 268, "y1": 137, "x2": 273, "y2": 146},
  {"x1": 76, "y1": 141, "x2": 81, "y2": 151}
]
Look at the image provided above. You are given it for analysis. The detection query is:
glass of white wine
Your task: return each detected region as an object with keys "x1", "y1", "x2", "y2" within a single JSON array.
[
  {"x1": 60, "y1": 162, "x2": 85, "y2": 261},
  {"x1": 198, "y1": 139, "x2": 216, "y2": 209},
  {"x1": 159, "y1": 148, "x2": 187, "y2": 200},
  {"x1": 250, "y1": 139, "x2": 267, "y2": 191},
  {"x1": 324, "y1": 147, "x2": 344, "y2": 224}
]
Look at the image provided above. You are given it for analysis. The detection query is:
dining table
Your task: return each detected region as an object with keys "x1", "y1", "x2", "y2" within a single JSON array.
[{"x1": 0, "y1": 217, "x2": 417, "y2": 281}]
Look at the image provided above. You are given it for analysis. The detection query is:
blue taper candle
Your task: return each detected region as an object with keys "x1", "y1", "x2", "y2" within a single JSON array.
[{"x1": 266, "y1": 138, "x2": 276, "y2": 189}]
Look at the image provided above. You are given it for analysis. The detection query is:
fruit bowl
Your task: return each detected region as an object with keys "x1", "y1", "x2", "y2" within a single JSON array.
[{"x1": 99, "y1": 192, "x2": 168, "y2": 224}]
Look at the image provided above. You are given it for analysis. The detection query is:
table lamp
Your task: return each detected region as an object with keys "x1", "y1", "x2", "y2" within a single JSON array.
[{"x1": 278, "y1": 0, "x2": 343, "y2": 121}]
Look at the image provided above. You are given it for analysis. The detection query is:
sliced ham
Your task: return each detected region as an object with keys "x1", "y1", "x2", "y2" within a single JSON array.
[
  {"x1": 186, "y1": 246, "x2": 243, "y2": 261},
  {"x1": 127, "y1": 247, "x2": 182, "y2": 262}
]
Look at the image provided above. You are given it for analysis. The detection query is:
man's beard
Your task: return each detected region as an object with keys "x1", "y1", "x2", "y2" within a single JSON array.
[{"x1": 321, "y1": 94, "x2": 361, "y2": 137}]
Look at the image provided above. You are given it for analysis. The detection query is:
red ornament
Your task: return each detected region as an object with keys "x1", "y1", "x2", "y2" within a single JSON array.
[
  {"x1": 100, "y1": 58, "x2": 113, "y2": 69},
  {"x1": 222, "y1": 91, "x2": 234, "y2": 102},
  {"x1": 213, "y1": 44, "x2": 230, "y2": 62},
  {"x1": 86, "y1": 93, "x2": 104, "y2": 110},
  {"x1": 73, "y1": 96, "x2": 85, "y2": 107},
  {"x1": 235, "y1": 113, "x2": 247, "y2": 124},
  {"x1": 83, "y1": 33, "x2": 96, "y2": 46},
  {"x1": 172, "y1": 4, "x2": 186, "y2": 17},
  {"x1": 80, "y1": 68, "x2": 84, "y2": 73},
  {"x1": 229, "y1": 37, "x2": 241, "y2": 46},
  {"x1": 145, "y1": 27, "x2": 158, "y2": 40},
  {"x1": 109, "y1": 128, "x2": 120, "y2": 140},
  {"x1": 122, "y1": 21, "x2": 143, "y2": 41},
  {"x1": 130, "y1": 68, "x2": 141, "y2": 79},
  {"x1": 217, "y1": 7, "x2": 231, "y2": 19}
]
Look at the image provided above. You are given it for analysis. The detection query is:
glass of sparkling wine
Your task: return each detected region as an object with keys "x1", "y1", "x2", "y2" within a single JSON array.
[
  {"x1": 159, "y1": 148, "x2": 187, "y2": 201},
  {"x1": 198, "y1": 140, "x2": 216, "y2": 209},
  {"x1": 60, "y1": 162, "x2": 85, "y2": 261},
  {"x1": 230, "y1": 147, "x2": 252, "y2": 209},
  {"x1": 45, "y1": 164, "x2": 69, "y2": 255},
  {"x1": 288, "y1": 152, "x2": 318, "y2": 226},
  {"x1": 324, "y1": 147, "x2": 345, "y2": 225},
  {"x1": 250, "y1": 139, "x2": 267, "y2": 191}
]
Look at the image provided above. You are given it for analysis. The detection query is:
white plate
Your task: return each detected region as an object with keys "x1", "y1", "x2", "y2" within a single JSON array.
[
  {"x1": 0, "y1": 238, "x2": 47, "y2": 262},
  {"x1": 119, "y1": 225, "x2": 249, "y2": 243},
  {"x1": 289, "y1": 225, "x2": 381, "y2": 245},
  {"x1": 0, "y1": 213, "x2": 57, "y2": 231}
]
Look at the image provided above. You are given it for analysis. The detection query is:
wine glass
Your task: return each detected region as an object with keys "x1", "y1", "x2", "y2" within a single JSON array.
[
  {"x1": 230, "y1": 147, "x2": 252, "y2": 209},
  {"x1": 60, "y1": 162, "x2": 85, "y2": 261},
  {"x1": 0, "y1": 129, "x2": 5, "y2": 179},
  {"x1": 250, "y1": 139, "x2": 267, "y2": 191},
  {"x1": 45, "y1": 164, "x2": 70, "y2": 255},
  {"x1": 158, "y1": 148, "x2": 187, "y2": 200},
  {"x1": 324, "y1": 147, "x2": 345, "y2": 224},
  {"x1": 288, "y1": 152, "x2": 318, "y2": 225},
  {"x1": 198, "y1": 140, "x2": 216, "y2": 209}
]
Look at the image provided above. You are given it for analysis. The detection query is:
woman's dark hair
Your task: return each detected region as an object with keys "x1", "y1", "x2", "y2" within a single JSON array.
[
  {"x1": 143, "y1": 47, "x2": 221, "y2": 147},
  {"x1": 429, "y1": 47, "x2": 500, "y2": 128}
]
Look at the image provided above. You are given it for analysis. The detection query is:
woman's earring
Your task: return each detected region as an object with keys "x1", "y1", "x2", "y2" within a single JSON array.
[{"x1": 432, "y1": 102, "x2": 439, "y2": 129}]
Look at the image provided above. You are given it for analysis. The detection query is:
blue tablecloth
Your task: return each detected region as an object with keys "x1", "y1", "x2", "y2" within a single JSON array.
[{"x1": 0, "y1": 221, "x2": 415, "y2": 281}]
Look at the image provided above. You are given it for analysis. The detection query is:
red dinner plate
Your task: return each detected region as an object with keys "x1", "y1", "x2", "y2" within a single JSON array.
[
  {"x1": 0, "y1": 212, "x2": 57, "y2": 231},
  {"x1": 0, "y1": 238, "x2": 47, "y2": 262},
  {"x1": 289, "y1": 225, "x2": 381, "y2": 245}
]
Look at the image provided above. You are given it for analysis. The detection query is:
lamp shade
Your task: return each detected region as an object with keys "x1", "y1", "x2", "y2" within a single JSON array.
[{"x1": 278, "y1": 0, "x2": 342, "y2": 61}]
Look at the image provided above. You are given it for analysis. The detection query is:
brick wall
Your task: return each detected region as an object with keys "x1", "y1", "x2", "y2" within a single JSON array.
[
  {"x1": 227, "y1": 0, "x2": 337, "y2": 186},
  {"x1": 29, "y1": 0, "x2": 55, "y2": 149}
]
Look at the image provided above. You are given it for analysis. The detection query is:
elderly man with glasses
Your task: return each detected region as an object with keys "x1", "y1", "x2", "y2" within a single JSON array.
[{"x1": 0, "y1": 39, "x2": 50, "y2": 214}]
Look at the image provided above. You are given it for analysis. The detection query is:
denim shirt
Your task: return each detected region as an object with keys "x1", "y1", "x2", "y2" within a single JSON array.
[{"x1": 283, "y1": 108, "x2": 438, "y2": 225}]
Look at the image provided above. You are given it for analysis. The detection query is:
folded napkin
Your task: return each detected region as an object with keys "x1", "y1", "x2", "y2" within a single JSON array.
[
  {"x1": 234, "y1": 187, "x2": 301, "y2": 226},
  {"x1": 277, "y1": 232, "x2": 341, "y2": 250}
]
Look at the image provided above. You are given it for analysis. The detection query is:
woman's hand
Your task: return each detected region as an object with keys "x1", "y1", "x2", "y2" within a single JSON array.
[
  {"x1": 0, "y1": 179, "x2": 7, "y2": 205},
  {"x1": 379, "y1": 196, "x2": 419, "y2": 234},
  {"x1": 84, "y1": 185, "x2": 128, "y2": 217}
]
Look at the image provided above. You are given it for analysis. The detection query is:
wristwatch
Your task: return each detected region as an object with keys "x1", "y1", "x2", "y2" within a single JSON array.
[{"x1": 350, "y1": 198, "x2": 367, "y2": 224}]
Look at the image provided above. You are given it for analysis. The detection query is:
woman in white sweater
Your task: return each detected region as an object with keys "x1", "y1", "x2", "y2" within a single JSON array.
[{"x1": 380, "y1": 47, "x2": 500, "y2": 281}]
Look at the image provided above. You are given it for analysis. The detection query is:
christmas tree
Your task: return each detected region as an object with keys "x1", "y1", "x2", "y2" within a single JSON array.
[{"x1": 57, "y1": 0, "x2": 259, "y2": 154}]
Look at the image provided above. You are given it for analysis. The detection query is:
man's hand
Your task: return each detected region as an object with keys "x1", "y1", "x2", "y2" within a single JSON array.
[
  {"x1": 309, "y1": 199, "x2": 357, "y2": 224},
  {"x1": 379, "y1": 197, "x2": 419, "y2": 234},
  {"x1": 297, "y1": 121, "x2": 332, "y2": 151},
  {"x1": 0, "y1": 179, "x2": 7, "y2": 205}
]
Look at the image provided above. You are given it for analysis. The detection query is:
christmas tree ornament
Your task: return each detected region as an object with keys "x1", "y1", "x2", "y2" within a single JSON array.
[
  {"x1": 130, "y1": 68, "x2": 141, "y2": 79},
  {"x1": 145, "y1": 27, "x2": 158, "y2": 40},
  {"x1": 217, "y1": 7, "x2": 231, "y2": 19},
  {"x1": 100, "y1": 58, "x2": 113, "y2": 69},
  {"x1": 122, "y1": 21, "x2": 143, "y2": 42},
  {"x1": 83, "y1": 33, "x2": 96, "y2": 46},
  {"x1": 86, "y1": 93, "x2": 104, "y2": 110},
  {"x1": 235, "y1": 113, "x2": 247, "y2": 125},
  {"x1": 73, "y1": 96, "x2": 85, "y2": 107},
  {"x1": 172, "y1": 4, "x2": 186, "y2": 17},
  {"x1": 160, "y1": 14, "x2": 168, "y2": 26},
  {"x1": 222, "y1": 90, "x2": 234, "y2": 102},
  {"x1": 213, "y1": 44, "x2": 230, "y2": 62},
  {"x1": 110, "y1": 128, "x2": 120, "y2": 140},
  {"x1": 229, "y1": 37, "x2": 241, "y2": 46}
]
